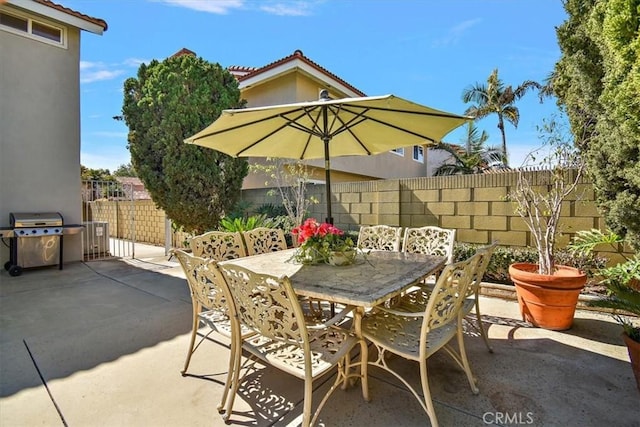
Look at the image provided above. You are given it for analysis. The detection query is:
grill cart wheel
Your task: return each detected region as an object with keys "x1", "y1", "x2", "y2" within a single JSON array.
[
  {"x1": 8, "y1": 265, "x2": 22, "y2": 277},
  {"x1": 4, "y1": 261, "x2": 11, "y2": 271}
]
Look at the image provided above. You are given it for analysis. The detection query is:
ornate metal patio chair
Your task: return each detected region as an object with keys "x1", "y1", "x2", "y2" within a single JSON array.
[
  {"x1": 189, "y1": 230, "x2": 247, "y2": 260},
  {"x1": 171, "y1": 249, "x2": 255, "y2": 415},
  {"x1": 402, "y1": 226, "x2": 456, "y2": 283},
  {"x1": 389, "y1": 242, "x2": 498, "y2": 353},
  {"x1": 244, "y1": 226, "x2": 344, "y2": 322},
  {"x1": 402, "y1": 226, "x2": 456, "y2": 262},
  {"x1": 242, "y1": 227, "x2": 288, "y2": 255},
  {"x1": 461, "y1": 242, "x2": 498, "y2": 352},
  {"x1": 217, "y1": 262, "x2": 368, "y2": 427},
  {"x1": 361, "y1": 253, "x2": 481, "y2": 427},
  {"x1": 356, "y1": 225, "x2": 403, "y2": 251}
]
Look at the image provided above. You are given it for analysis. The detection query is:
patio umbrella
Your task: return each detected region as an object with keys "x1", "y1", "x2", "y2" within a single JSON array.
[{"x1": 185, "y1": 90, "x2": 470, "y2": 223}]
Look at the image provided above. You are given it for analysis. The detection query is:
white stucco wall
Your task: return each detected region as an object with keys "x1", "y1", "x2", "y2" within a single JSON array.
[{"x1": 0, "y1": 7, "x2": 83, "y2": 266}]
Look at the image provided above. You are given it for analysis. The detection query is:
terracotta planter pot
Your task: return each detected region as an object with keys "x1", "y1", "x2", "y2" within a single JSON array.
[
  {"x1": 622, "y1": 332, "x2": 640, "y2": 393},
  {"x1": 509, "y1": 263, "x2": 587, "y2": 331}
]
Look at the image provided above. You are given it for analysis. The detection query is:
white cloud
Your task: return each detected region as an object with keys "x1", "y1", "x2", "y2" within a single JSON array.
[
  {"x1": 123, "y1": 58, "x2": 148, "y2": 67},
  {"x1": 81, "y1": 69, "x2": 125, "y2": 84},
  {"x1": 80, "y1": 61, "x2": 125, "y2": 83},
  {"x1": 432, "y1": 18, "x2": 482, "y2": 47},
  {"x1": 157, "y1": 0, "x2": 245, "y2": 14},
  {"x1": 156, "y1": 0, "x2": 318, "y2": 16},
  {"x1": 259, "y1": 2, "x2": 313, "y2": 16}
]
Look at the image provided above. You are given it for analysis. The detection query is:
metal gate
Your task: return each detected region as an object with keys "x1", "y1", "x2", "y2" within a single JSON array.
[{"x1": 81, "y1": 179, "x2": 136, "y2": 260}]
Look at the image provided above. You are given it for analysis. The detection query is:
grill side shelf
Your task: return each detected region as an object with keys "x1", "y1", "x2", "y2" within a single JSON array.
[{"x1": 0, "y1": 227, "x2": 15, "y2": 238}]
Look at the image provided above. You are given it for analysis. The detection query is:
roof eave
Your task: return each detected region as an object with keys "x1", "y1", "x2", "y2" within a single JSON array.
[
  {"x1": 238, "y1": 57, "x2": 363, "y2": 98},
  {"x1": 8, "y1": 0, "x2": 107, "y2": 34}
]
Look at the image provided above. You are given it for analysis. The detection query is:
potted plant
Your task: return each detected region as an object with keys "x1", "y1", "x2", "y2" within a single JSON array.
[
  {"x1": 507, "y1": 118, "x2": 588, "y2": 330},
  {"x1": 569, "y1": 229, "x2": 640, "y2": 392},
  {"x1": 291, "y1": 218, "x2": 357, "y2": 266}
]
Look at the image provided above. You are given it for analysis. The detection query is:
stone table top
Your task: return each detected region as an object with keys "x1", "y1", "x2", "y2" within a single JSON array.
[{"x1": 219, "y1": 249, "x2": 446, "y2": 308}]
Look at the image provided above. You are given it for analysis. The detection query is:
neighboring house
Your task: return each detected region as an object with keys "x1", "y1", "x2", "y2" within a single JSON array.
[
  {"x1": 426, "y1": 146, "x2": 459, "y2": 176},
  {"x1": 0, "y1": 0, "x2": 107, "y2": 266},
  {"x1": 225, "y1": 49, "x2": 436, "y2": 189},
  {"x1": 114, "y1": 177, "x2": 151, "y2": 200}
]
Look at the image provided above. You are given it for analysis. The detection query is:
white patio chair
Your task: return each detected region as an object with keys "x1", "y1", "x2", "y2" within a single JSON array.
[
  {"x1": 361, "y1": 253, "x2": 481, "y2": 427},
  {"x1": 242, "y1": 227, "x2": 288, "y2": 255},
  {"x1": 356, "y1": 225, "x2": 403, "y2": 252},
  {"x1": 189, "y1": 230, "x2": 247, "y2": 260},
  {"x1": 171, "y1": 249, "x2": 255, "y2": 415},
  {"x1": 217, "y1": 262, "x2": 368, "y2": 427}
]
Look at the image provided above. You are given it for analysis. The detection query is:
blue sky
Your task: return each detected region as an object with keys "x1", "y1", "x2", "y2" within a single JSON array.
[{"x1": 65, "y1": 0, "x2": 567, "y2": 172}]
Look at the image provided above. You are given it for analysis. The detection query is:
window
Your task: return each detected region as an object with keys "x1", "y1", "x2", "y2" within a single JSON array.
[
  {"x1": 413, "y1": 145, "x2": 424, "y2": 163},
  {"x1": 0, "y1": 9, "x2": 65, "y2": 47},
  {"x1": 0, "y1": 11, "x2": 27, "y2": 32},
  {"x1": 391, "y1": 147, "x2": 404, "y2": 156}
]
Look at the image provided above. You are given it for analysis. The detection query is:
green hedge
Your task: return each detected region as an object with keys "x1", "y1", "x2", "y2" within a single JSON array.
[{"x1": 453, "y1": 243, "x2": 607, "y2": 286}]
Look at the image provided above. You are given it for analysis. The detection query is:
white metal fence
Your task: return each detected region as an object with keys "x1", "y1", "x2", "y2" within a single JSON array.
[{"x1": 81, "y1": 180, "x2": 136, "y2": 260}]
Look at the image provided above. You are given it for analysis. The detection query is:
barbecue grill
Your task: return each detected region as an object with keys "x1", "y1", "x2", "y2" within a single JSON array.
[{"x1": 1, "y1": 212, "x2": 83, "y2": 277}]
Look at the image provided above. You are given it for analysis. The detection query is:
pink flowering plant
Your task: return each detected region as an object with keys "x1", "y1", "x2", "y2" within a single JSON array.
[{"x1": 291, "y1": 218, "x2": 356, "y2": 265}]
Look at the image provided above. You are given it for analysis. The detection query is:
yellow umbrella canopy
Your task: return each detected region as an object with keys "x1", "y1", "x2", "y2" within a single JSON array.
[{"x1": 185, "y1": 91, "x2": 470, "y2": 223}]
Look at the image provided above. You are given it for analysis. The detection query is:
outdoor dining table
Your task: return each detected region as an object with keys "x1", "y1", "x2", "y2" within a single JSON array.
[{"x1": 218, "y1": 248, "x2": 446, "y2": 344}]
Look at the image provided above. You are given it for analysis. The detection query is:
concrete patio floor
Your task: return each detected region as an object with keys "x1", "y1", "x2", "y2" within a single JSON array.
[{"x1": 1, "y1": 244, "x2": 639, "y2": 427}]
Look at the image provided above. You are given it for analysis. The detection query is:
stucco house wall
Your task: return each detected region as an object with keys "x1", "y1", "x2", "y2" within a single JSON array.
[
  {"x1": 235, "y1": 50, "x2": 430, "y2": 189},
  {"x1": 0, "y1": 0, "x2": 106, "y2": 267}
]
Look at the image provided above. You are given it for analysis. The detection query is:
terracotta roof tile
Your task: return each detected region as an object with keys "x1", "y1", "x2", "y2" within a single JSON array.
[
  {"x1": 170, "y1": 47, "x2": 197, "y2": 58},
  {"x1": 32, "y1": 0, "x2": 108, "y2": 31},
  {"x1": 228, "y1": 65, "x2": 258, "y2": 73},
  {"x1": 234, "y1": 49, "x2": 365, "y2": 96}
]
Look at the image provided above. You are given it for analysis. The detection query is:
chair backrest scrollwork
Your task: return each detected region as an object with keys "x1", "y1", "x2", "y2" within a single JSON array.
[
  {"x1": 423, "y1": 253, "x2": 479, "y2": 332},
  {"x1": 357, "y1": 225, "x2": 402, "y2": 251},
  {"x1": 218, "y1": 263, "x2": 305, "y2": 344},
  {"x1": 242, "y1": 228, "x2": 288, "y2": 256},
  {"x1": 172, "y1": 249, "x2": 227, "y2": 312},
  {"x1": 465, "y1": 241, "x2": 498, "y2": 297},
  {"x1": 189, "y1": 231, "x2": 247, "y2": 260},
  {"x1": 402, "y1": 226, "x2": 456, "y2": 264}
]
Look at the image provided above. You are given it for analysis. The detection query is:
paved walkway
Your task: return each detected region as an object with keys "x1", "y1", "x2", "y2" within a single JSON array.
[{"x1": 1, "y1": 245, "x2": 638, "y2": 426}]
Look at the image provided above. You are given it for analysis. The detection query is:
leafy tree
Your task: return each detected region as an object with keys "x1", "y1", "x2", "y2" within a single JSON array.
[
  {"x1": 81, "y1": 165, "x2": 113, "y2": 181},
  {"x1": 113, "y1": 163, "x2": 137, "y2": 177},
  {"x1": 462, "y1": 69, "x2": 540, "y2": 165},
  {"x1": 80, "y1": 165, "x2": 122, "y2": 200},
  {"x1": 120, "y1": 53, "x2": 248, "y2": 234},
  {"x1": 433, "y1": 122, "x2": 503, "y2": 175},
  {"x1": 554, "y1": 0, "x2": 640, "y2": 250}
]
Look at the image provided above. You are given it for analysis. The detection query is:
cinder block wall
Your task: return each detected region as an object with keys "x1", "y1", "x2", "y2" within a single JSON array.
[
  {"x1": 242, "y1": 170, "x2": 620, "y2": 257},
  {"x1": 85, "y1": 170, "x2": 628, "y2": 261},
  {"x1": 86, "y1": 200, "x2": 166, "y2": 245}
]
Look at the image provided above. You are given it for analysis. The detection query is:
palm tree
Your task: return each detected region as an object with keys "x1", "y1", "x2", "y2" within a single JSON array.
[
  {"x1": 433, "y1": 122, "x2": 504, "y2": 175},
  {"x1": 462, "y1": 69, "x2": 540, "y2": 165}
]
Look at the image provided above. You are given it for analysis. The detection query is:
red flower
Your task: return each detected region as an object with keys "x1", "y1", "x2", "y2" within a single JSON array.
[
  {"x1": 292, "y1": 218, "x2": 344, "y2": 244},
  {"x1": 291, "y1": 218, "x2": 355, "y2": 265}
]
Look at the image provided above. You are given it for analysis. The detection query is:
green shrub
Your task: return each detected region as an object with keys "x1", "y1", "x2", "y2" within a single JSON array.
[
  {"x1": 218, "y1": 214, "x2": 275, "y2": 232},
  {"x1": 255, "y1": 203, "x2": 288, "y2": 217},
  {"x1": 453, "y1": 243, "x2": 606, "y2": 285},
  {"x1": 226, "y1": 200, "x2": 253, "y2": 219}
]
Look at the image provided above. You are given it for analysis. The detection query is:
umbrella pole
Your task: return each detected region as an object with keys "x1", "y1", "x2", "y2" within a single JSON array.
[
  {"x1": 324, "y1": 136, "x2": 333, "y2": 225},
  {"x1": 320, "y1": 99, "x2": 334, "y2": 225}
]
